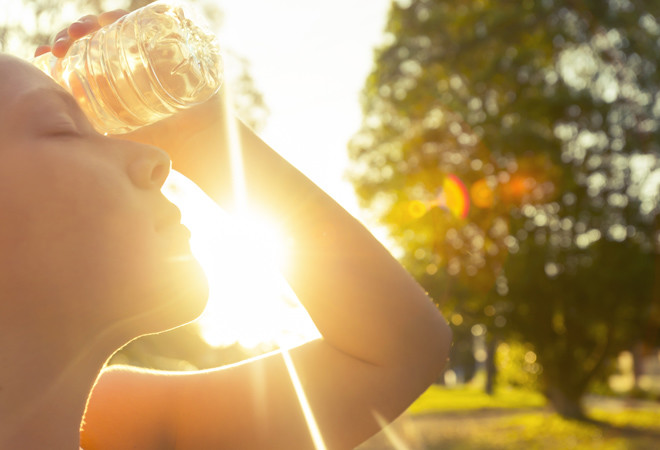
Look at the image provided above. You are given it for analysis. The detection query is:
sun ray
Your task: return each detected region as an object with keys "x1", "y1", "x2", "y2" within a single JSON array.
[
  {"x1": 372, "y1": 411, "x2": 417, "y2": 450},
  {"x1": 211, "y1": 90, "x2": 327, "y2": 448},
  {"x1": 281, "y1": 349, "x2": 327, "y2": 450},
  {"x1": 222, "y1": 84, "x2": 247, "y2": 211}
]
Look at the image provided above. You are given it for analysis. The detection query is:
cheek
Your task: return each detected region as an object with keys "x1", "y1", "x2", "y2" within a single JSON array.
[
  {"x1": 49, "y1": 215, "x2": 158, "y2": 297},
  {"x1": 0, "y1": 220, "x2": 153, "y2": 312},
  {"x1": 0, "y1": 176, "x2": 156, "y2": 297},
  {"x1": 78, "y1": 215, "x2": 160, "y2": 287},
  {"x1": 0, "y1": 147, "x2": 207, "y2": 324}
]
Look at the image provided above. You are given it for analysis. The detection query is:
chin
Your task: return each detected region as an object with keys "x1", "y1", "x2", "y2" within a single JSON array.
[
  {"x1": 129, "y1": 255, "x2": 211, "y2": 337},
  {"x1": 161, "y1": 256, "x2": 210, "y2": 330}
]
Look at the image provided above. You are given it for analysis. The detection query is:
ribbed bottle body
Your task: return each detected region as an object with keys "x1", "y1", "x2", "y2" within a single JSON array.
[{"x1": 33, "y1": 1, "x2": 222, "y2": 135}]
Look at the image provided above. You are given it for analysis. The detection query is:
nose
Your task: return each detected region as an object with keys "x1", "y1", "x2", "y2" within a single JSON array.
[{"x1": 126, "y1": 144, "x2": 172, "y2": 189}]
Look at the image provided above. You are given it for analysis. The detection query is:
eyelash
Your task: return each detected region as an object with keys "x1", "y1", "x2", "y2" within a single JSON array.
[
  {"x1": 50, "y1": 128, "x2": 77, "y2": 137},
  {"x1": 46, "y1": 120, "x2": 79, "y2": 137}
]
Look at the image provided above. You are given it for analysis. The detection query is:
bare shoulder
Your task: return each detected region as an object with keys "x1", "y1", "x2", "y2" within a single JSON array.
[
  {"x1": 83, "y1": 336, "x2": 446, "y2": 450},
  {"x1": 81, "y1": 365, "x2": 180, "y2": 449}
]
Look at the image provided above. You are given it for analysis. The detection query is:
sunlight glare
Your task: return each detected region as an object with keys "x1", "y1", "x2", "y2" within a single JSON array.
[
  {"x1": 220, "y1": 86, "x2": 326, "y2": 449},
  {"x1": 223, "y1": 83, "x2": 248, "y2": 210},
  {"x1": 282, "y1": 349, "x2": 327, "y2": 450},
  {"x1": 164, "y1": 85, "x2": 327, "y2": 450},
  {"x1": 372, "y1": 411, "x2": 411, "y2": 450},
  {"x1": 163, "y1": 172, "x2": 320, "y2": 349}
]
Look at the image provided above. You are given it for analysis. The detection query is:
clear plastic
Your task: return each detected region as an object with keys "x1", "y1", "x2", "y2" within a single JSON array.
[{"x1": 32, "y1": 0, "x2": 223, "y2": 135}]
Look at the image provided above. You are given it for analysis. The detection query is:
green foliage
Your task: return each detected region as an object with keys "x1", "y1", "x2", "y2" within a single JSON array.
[
  {"x1": 496, "y1": 341, "x2": 542, "y2": 390},
  {"x1": 349, "y1": 0, "x2": 660, "y2": 416}
]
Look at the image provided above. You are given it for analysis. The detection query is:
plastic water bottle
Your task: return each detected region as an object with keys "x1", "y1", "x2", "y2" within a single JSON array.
[{"x1": 32, "y1": 0, "x2": 223, "y2": 135}]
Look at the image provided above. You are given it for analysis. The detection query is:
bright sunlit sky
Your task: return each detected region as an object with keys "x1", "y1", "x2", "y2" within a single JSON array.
[{"x1": 214, "y1": 0, "x2": 392, "y2": 217}]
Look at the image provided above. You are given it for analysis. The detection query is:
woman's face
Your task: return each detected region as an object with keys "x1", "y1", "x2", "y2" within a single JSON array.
[{"x1": 0, "y1": 54, "x2": 208, "y2": 335}]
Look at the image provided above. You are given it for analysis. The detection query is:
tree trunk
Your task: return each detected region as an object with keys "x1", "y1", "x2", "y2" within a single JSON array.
[
  {"x1": 632, "y1": 342, "x2": 645, "y2": 391},
  {"x1": 484, "y1": 337, "x2": 498, "y2": 395},
  {"x1": 545, "y1": 385, "x2": 586, "y2": 419}
]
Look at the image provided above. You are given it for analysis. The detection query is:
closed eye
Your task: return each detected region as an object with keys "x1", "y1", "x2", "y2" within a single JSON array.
[{"x1": 43, "y1": 117, "x2": 80, "y2": 138}]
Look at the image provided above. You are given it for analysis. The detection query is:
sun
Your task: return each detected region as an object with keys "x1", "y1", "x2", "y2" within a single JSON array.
[{"x1": 163, "y1": 171, "x2": 320, "y2": 349}]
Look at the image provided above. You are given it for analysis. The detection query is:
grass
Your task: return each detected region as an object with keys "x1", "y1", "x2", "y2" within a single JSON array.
[
  {"x1": 590, "y1": 407, "x2": 660, "y2": 429},
  {"x1": 482, "y1": 412, "x2": 660, "y2": 450},
  {"x1": 408, "y1": 384, "x2": 546, "y2": 414},
  {"x1": 387, "y1": 385, "x2": 660, "y2": 450}
]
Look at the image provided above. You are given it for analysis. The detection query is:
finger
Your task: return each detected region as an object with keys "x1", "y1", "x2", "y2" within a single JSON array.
[
  {"x1": 52, "y1": 38, "x2": 72, "y2": 58},
  {"x1": 51, "y1": 28, "x2": 72, "y2": 58},
  {"x1": 34, "y1": 45, "x2": 52, "y2": 57},
  {"x1": 99, "y1": 9, "x2": 129, "y2": 27},
  {"x1": 53, "y1": 27, "x2": 69, "y2": 43},
  {"x1": 68, "y1": 15, "x2": 100, "y2": 39}
]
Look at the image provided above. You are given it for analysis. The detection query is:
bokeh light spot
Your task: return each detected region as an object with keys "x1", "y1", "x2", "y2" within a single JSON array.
[
  {"x1": 470, "y1": 178, "x2": 495, "y2": 209},
  {"x1": 408, "y1": 200, "x2": 428, "y2": 218}
]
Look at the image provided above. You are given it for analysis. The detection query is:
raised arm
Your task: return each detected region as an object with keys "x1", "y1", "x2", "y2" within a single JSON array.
[
  {"x1": 176, "y1": 99, "x2": 451, "y2": 379},
  {"x1": 88, "y1": 93, "x2": 452, "y2": 449},
  {"x1": 47, "y1": 13, "x2": 452, "y2": 449}
]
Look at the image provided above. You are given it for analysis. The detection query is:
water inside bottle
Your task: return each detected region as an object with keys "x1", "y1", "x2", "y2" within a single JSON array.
[{"x1": 35, "y1": 1, "x2": 222, "y2": 135}]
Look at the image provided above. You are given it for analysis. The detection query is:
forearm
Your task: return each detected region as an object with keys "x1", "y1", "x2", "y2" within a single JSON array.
[
  {"x1": 163, "y1": 97, "x2": 451, "y2": 373},
  {"x1": 245, "y1": 136, "x2": 448, "y2": 369}
]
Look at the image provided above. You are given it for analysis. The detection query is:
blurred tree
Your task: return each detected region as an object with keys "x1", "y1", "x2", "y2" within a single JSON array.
[{"x1": 349, "y1": 0, "x2": 660, "y2": 418}]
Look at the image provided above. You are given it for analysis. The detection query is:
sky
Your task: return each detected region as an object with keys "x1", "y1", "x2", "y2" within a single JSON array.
[{"x1": 214, "y1": 0, "x2": 392, "y2": 218}]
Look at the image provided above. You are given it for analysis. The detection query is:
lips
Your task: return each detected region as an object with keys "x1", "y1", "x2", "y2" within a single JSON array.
[
  {"x1": 154, "y1": 202, "x2": 194, "y2": 259},
  {"x1": 155, "y1": 203, "x2": 183, "y2": 232},
  {"x1": 175, "y1": 223, "x2": 192, "y2": 240}
]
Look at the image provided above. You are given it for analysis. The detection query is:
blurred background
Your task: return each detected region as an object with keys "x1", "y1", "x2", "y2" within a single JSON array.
[{"x1": 3, "y1": 0, "x2": 660, "y2": 448}]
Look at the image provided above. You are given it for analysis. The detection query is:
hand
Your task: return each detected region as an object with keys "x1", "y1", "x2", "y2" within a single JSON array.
[
  {"x1": 34, "y1": 10, "x2": 128, "y2": 58},
  {"x1": 34, "y1": 9, "x2": 228, "y2": 181},
  {"x1": 34, "y1": 8, "x2": 230, "y2": 204}
]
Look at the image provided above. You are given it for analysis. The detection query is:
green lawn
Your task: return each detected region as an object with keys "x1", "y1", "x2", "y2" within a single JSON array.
[
  {"x1": 398, "y1": 385, "x2": 660, "y2": 450},
  {"x1": 408, "y1": 384, "x2": 546, "y2": 414}
]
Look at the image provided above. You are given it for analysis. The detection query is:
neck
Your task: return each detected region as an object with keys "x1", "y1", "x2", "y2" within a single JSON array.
[{"x1": 0, "y1": 317, "x2": 118, "y2": 449}]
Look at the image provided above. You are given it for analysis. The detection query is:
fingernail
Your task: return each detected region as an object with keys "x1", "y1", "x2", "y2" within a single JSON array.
[{"x1": 75, "y1": 15, "x2": 94, "y2": 24}]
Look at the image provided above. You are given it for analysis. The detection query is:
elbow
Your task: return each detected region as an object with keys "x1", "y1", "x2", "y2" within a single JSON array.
[
  {"x1": 433, "y1": 318, "x2": 453, "y2": 377},
  {"x1": 417, "y1": 312, "x2": 453, "y2": 387}
]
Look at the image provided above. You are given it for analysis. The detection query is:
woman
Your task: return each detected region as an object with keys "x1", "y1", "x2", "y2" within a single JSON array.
[{"x1": 0, "y1": 10, "x2": 451, "y2": 449}]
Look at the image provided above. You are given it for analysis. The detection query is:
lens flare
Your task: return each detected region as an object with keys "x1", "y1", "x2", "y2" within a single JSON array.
[
  {"x1": 441, "y1": 174, "x2": 470, "y2": 218},
  {"x1": 429, "y1": 173, "x2": 470, "y2": 219},
  {"x1": 408, "y1": 200, "x2": 428, "y2": 219},
  {"x1": 470, "y1": 178, "x2": 494, "y2": 209},
  {"x1": 407, "y1": 174, "x2": 471, "y2": 220}
]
